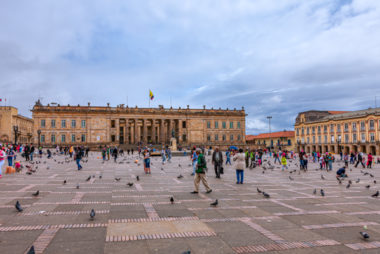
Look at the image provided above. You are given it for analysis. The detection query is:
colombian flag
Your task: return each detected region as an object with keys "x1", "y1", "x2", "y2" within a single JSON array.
[{"x1": 149, "y1": 90, "x2": 154, "y2": 100}]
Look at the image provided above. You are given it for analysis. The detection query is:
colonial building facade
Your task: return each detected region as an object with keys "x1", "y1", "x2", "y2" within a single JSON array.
[
  {"x1": 246, "y1": 131, "x2": 295, "y2": 151},
  {"x1": 295, "y1": 108, "x2": 380, "y2": 155},
  {"x1": 0, "y1": 106, "x2": 34, "y2": 144},
  {"x1": 31, "y1": 101, "x2": 246, "y2": 148}
]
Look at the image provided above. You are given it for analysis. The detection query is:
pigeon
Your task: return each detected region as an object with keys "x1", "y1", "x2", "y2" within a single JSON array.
[
  {"x1": 92, "y1": 175, "x2": 95, "y2": 178},
  {"x1": 263, "y1": 192, "x2": 270, "y2": 198},
  {"x1": 27, "y1": 246, "x2": 35, "y2": 254},
  {"x1": 257, "y1": 188, "x2": 262, "y2": 193},
  {"x1": 346, "y1": 183, "x2": 351, "y2": 189},
  {"x1": 313, "y1": 189, "x2": 317, "y2": 195},
  {"x1": 136, "y1": 176, "x2": 140, "y2": 181},
  {"x1": 15, "y1": 201, "x2": 23, "y2": 212},
  {"x1": 360, "y1": 231, "x2": 370, "y2": 239},
  {"x1": 320, "y1": 189, "x2": 325, "y2": 197},
  {"x1": 370, "y1": 174, "x2": 374, "y2": 178},
  {"x1": 321, "y1": 175, "x2": 325, "y2": 180},
  {"x1": 374, "y1": 180, "x2": 377, "y2": 184},
  {"x1": 161, "y1": 167, "x2": 164, "y2": 171},
  {"x1": 115, "y1": 178, "x2": 121, "y2": 181},
  {"x1": 349, "y1": 180, "x2": 352, "y2": 184},
  {"x1": 372, "y1": 191, "x2": 379, "y2": 197},
  {"x1": 289, "y1": 176, "x2": 294, "y2": 181},
  {"x1": 32, "y1": 190, "x2": 39, "y2": 197},
  {"x1": 63, "y1": 180, "x2": 67, "y2": 184},
  {"x1": 262, "y1": 171, "x2": 265, "y2": 174},
  {"x1": 86, "y1": 176, "x2": 91, "y2": 181},
  {"x1": 210, "y1": 199, "x2": 218, "y2": 206},
  {"x1": 177, "y1": 174, "x2": 183, "y2": 179},
  {"x1": 99, "y1": 175, "x2": 102, "y2": 179},
  {"x1": 127, "y1": 182, "x2": 134, "y2": 187},
  {"x1": 366, "y1": 185, "x2": 371, "y2": 189},
  {"x1": 178, "y1": 164, "x2": 182, "y2": 167},
  {"x1": 356, "y1": 178, "x2": 360, "y2": 183},
  {"x1": 170, "y1": 197, "x2": 174, "y2": 204},
  {"x1": 76, "y1": 184, "x2": 80, "y2": 189},
  {"x1": 90, "y1": 209, "x2": 95, "y2": 220}
]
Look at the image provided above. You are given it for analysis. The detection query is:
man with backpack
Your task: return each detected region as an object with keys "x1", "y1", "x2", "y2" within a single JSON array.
[{"x1": 191, "y1": 149, "x2": 212, "y2": 194}]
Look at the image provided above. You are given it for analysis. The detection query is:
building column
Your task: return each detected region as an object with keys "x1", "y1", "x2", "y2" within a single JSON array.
[
  {"x1": 160, "y1": 119, "x2": 165, "y2": 144},
  {"x1": 143, "y1": 119, "x2": 148, "y2": 144},
  {"x1": 115, "y1": 119, "x2": 120, "y2": 143},
  {"x1": 169, "y1": 119, "x2": 175, "y2": 141},
  {"x1": 134, "y1": 119, "x2": 139, "y2": 144},
  {"x1": 152, "y1": 119, "x2": 156, "y2": 144},
  {"x1": 125, "y1": 119, "x2": 129, "y2": 144},
  {"x1": 178, "y1": 119, "x2": 182, "y2": 143}
]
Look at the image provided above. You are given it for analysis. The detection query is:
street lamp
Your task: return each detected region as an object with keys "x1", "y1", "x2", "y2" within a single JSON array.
[
  {"x1": 13, "y1": 125, "x2": 19, "y2": 145},
  {"x1": 267, "y1": 116, "x2": 272, "y2": 150},
  {"x1": 37, "y1": 130, "x2": 41, "y2": 148}
]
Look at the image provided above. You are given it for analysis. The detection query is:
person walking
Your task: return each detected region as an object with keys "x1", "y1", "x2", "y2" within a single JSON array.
[
  {"x1": 75, "y1": 147, "x2": 83, "y2": 170},
  {"x1": 30, "y1": 144, "x2": 35, "y2": 161},
  {"x1": 225, "y1": 150, "x2": 231, "y2": 165},
  {"x1": 191, "y1": 149, "x2": 212, "y2": 194},
  {"x1": 112, "y1": 147, "x2": 118, "y2": 162},
  {"x1": 212, "y1": 147, "x2": 223, "y2": 178},
  {"x1": 102, "y1": 147, "x2": 106, "y2": 161},
  {"x1": 7, "y1": 148, "x2": 15, "y2": 167},
  {"x1": 0, "y1": 147, "x2": 6, "y2": 178},
  {"x1": 367, "y1": 153, "x2": 373, "y2": 169},
  {"x1": 161, "y1": 147, "x2": 166, "y2": 164},
  {"x1": 233, "y1": 148, "x2": 245, "y2": 184},
  {"x1": 191, "y1": 148, "x2": 198, "y2": 176},
  {"x1": 143, "y1": 150, "x2": 151, "y2": 174},
  {"x1": 355, "y1": 152, "x2": 365, "y2": 168}
]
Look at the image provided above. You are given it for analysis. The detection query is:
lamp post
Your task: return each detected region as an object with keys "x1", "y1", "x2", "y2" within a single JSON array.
[
  {"x1": 13, "y1": 125, "x2": 19, "y2": 145},
  {"x1": 267, "y1": 116, "x2": 272, "y2": 150},
  {"x1": 37, "y1": 130, "x2": 41, "y2": 148}
]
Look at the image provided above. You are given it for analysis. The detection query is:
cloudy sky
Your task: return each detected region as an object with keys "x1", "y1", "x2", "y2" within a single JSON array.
[{"x1": 1, "y1": 0, "x2": 380, "y2": 134}]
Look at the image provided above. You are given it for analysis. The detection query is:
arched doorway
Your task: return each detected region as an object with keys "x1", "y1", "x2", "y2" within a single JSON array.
[
  {"x1": 330, "y1": 145, "x2": 335, "y2": 153},
  {"x1": 370, "y1": 146, "x2": 376, "y2": 155},
  {"x1": 353, "y1": 145, "x2": 358, "y2": 153},
  {"x1": 361, "y1": 145, "x2": 366, "y2": 154},
  {"x1": 344, "y1": 146, "x2": 349, "y2": 154}
]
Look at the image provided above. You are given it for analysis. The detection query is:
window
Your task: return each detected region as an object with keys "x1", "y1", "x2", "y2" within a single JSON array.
[
  {"x1": 41, "y1": 119, "x2": 46, "y2": 128},
  {"x1": 230, "y1": 122, "x2": 234, "y2": 129},
  {"x1": 51, "y1": 134, "x2": 55, "y2": 143},
  {"x1": 307, "y1": 137, "x2": 309, "y2": 144},
  {"x1": 353, "y1": 133, "x2": 357, "y2": 142},
  {"x1": 301, "y1": 137, "x2": 305, "y2": 144},
  {"x1": 222, "y1": 121, "x2": 226, "y2": 129},
  {"x1": 324, "y1": 126, "x2": 327, "y2": 133},
  {"x1": 344, "y1": 123, "x2": 348, "y2": 132},
  {"x1": 81, "y1": 134, "x2": 86, "y2": 142},
  {"x1": 111, "y1": 120, "x2": 115, "y2": 128},
  {"x1": 111, "y1": 135, "x2": 115, "y2": 142},
  {"x1": 81, "y1": 120, "x2": 86, "y2": 128},
  {"x1": 71, "y1": 134, "x2": 76, "y2": 142},
  {"x1": 337, "y1": 124, "x2": 341, "y2": 132},
  {"x1": 352, "y1": 122, "x2": 357, "y2": 131},
  {"x1": 222, "y1": 134, "x2": 226, "y2": 141},
  {"x1": 207, "y1": 134, "x2": 211, "y2": 141},
  {"x1": 370, "y1": 133, "x2": 375, "y2": 142},
  {"x1": 182, "y1": 121, "x2": 186, "y2": 128},
  {"x1": 51, "y1": 119, "x2": 56, "y2": 128},
  {"x1": 330, "y1": 124, "x2": 334, "y2": 133},
  {"x1": 318, "y1": 126, "x2": 321, "y2": 134},
  {"x1": 344, "y1": 134, "x2": 349, "y2": 143},
  {"x1": 338, "y1": 135, "x2": 341, "y2": 142},
  {"x1": 324, "y1": 135, "x2": 327, "y2": 143},
  {"x1": 61, "y1": 134, "x2": 66, "y2": 143},
  {"x1": 296, "y1": 128, "x2": 299, "y2": 135},
  {"x1": 370, "y1": 120, "x2": 375, "y2": 130},
  {"x1": 215, "y1": 134, "x2": 219, "y2": 141},
  {"x1": 207, "y1": 121, "x2": 211, "y2": 128},
  {"x1": 61, "y1": 120, "x2": 66, "y2": 128},
  {"x1": 215, "y1": 121, "x2": 219, "y2": 129},
  {"x1": 301, "y1": 127, "x2": 304, "y2": 135},
  {"x1": 237, "y1": 134, "x2": 241, "y2": 140},
  {"x1": 312, "y1": 136, "x2": 315, "y2": 144},
  {"x1": 288, "y1": 139, "x2": 291, "y2": 146},
  {"x1": 331, "y1": 135, "x2": 334, "y2": 143},
  {"x1": 360, "y1": 121, "x2": 365, "y2": 131},
  {"x1": 361, "y1": 133, "x2": 366, "y2": 142},
  {"x1": 312, "y1": 127, "x2": 315, "y2": 134},
  {"x1": 230, "y1": 134, "x2": 234, "y2": 141},
  {"x1": 237, "y1": 122, "x2": 241, "y2": 129},
  {"x1": 318, "y1": 135, "x2": 321, "y2": 144},
  {"x1": 41, "y1": 135, "x2": 45, "y2": 143},
  {"x1": 182, "y1": 134, "x2": 186, "y2": 141},
  {"x1": 71, "y1": 120, "x2": 76, "y2": 128},
  {"x1": 306, "y1": 127, "x2": 309, "y2": 135}
]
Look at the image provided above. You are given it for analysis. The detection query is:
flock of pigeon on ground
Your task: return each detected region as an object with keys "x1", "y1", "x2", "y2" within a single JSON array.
[{"x1": 10, "y1": 153, "x2": 379, "y2": 254}]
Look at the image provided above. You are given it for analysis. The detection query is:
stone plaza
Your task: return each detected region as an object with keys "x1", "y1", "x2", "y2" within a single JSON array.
[{"x1": 1, "y1": 153, "x2": 380, "y2": 253}]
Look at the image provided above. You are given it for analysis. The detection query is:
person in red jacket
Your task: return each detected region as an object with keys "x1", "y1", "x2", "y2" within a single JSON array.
[{"x1": 367, "y1": 153, "x2": 373, "y2": 169}]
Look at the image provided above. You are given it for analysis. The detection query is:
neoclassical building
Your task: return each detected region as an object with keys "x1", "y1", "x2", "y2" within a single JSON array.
[
  {"x1": 295, "y1": 108, "x2": 380, "y2": 155},
  {"x1": 31, "y1": 101, "x2": 246, "y2": 148},
  {"x1": 0, "y1": 106, "x2": 34, "y2": 144}
]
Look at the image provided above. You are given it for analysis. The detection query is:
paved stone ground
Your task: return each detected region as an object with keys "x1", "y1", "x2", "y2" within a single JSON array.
[{"x1": 1, "y1": 152, "x2": 380, "y2": 254}]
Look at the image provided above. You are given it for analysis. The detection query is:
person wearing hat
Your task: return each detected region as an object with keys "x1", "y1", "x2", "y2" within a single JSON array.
[{"x1": 191, "y1": 149, "x2": 212, "y2": 194}]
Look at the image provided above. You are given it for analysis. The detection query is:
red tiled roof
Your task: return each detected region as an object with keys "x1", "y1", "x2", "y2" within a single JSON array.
[
  {"x1": 328, "y1": 111, "x2": 350, "y2": 115},
  {"x1": 247, "y1": 131, "x2": 295, "y2": 140}
]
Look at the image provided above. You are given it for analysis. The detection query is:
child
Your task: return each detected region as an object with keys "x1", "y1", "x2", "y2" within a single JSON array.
[
  {"x1": 281, "y1": 153, "x2": 288, "y2": 171},
  {"x1": 15, "y1": 161, "x2": 21, "y2": 173}
]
